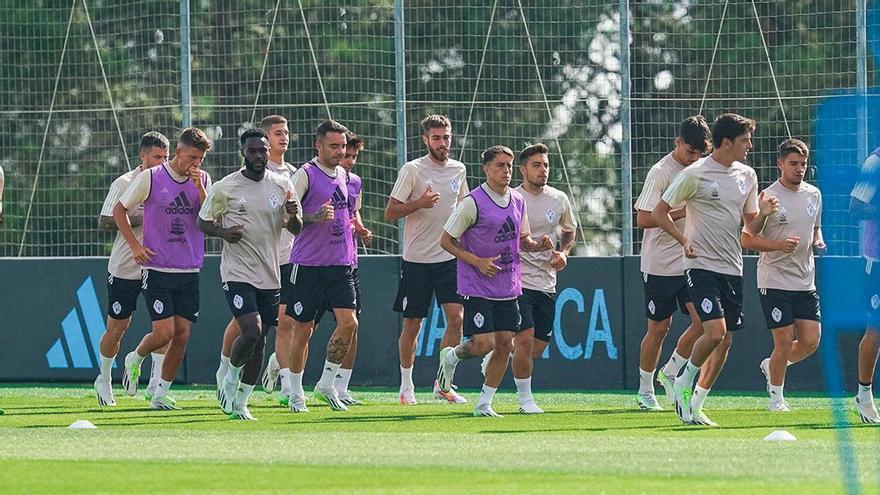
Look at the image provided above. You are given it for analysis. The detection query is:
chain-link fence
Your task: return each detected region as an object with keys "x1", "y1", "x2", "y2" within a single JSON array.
[{"x1": 0, "y1": 0, "x2": 870, "y2": 257}]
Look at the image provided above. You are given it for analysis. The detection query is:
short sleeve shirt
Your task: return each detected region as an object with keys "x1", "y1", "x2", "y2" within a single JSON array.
[
  {"x1": 444, "y1": 183, "x2": 530, "y2": 239},
  {"x1": 516, "y1": 185, "x2": 576, "y2": 293},
  {"x1": 268, "y1": 159, "x2": 297, "y2": 265},
  {"x1": 634, "y1": 153, "x2": 687, "y2": 276},
  {"x1": 101, "y1": 167, "x2": 146, "y2": 279}
]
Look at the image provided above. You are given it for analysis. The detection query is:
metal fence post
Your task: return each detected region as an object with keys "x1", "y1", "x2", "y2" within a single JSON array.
[
  {"x1": 619, "y1": 0, "x2": 633, "y2": 255},
  {"x1": 180, "y1": 0, "x2": 192, "y2": 129},
  {"x1": 394, "y1": 0, "x2": 407, "y2": 252}
]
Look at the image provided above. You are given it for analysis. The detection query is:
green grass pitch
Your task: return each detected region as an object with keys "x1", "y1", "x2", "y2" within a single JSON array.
[{"x1": 1, "y1": 386, "x2": 879, "y2": 494}]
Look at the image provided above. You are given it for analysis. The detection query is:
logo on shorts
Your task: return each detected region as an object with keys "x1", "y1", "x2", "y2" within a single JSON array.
[
  {"x1": 112, "y1": 301, "x2": 122, "y2": 315},
  {"x1": 294, "y1": 301, "x2": 303, "y2": 315},
  {"x1": 771, "y1": 307, "x2": 782, "y2": 323},
  {"x1": 647, "y1": 300, "x2": 656, "y2": 315},
  {"x1": 778, "y1": 206, "x2": 788, "y2": 224},
  {"x1": 233, "y1": 294, "x2": 244, "y2": 309},
  {"x1": 153, "y1": 300, "x2": 164, "y2": 314},
  {"x1": 545, "y1": 208, "x2": 556, "y2": 224},
  {"x1": 710, "y1": 181, "x2": 720, "y2": 200},
  {"x1": 872, "y1": 295, "x2": 880, "y2": 310},
  {"x1": 473, "y1": 312, "x2": 485, "y2": 328},
  {"x1": 269, "y1": 193, "x2": 280, "y2": 209},
  {"x1": 700, "y1": 298, "x2": 713, "y2": 314},
  {"x1": 402, "y1": 296, "x2": 408, "y2": 310}
]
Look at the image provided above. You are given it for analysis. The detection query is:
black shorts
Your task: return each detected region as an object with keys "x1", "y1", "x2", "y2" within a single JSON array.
[
  {"x1": 393, "y1": 260, "x2": 463, "y2": 318},
  {"x1": 223, "y1": 281, "x2": 281, "y2": 327},
  {"x1": 141, "y1": 269, "x2": 200, "y2": 322},
  {"x1": 315, "y1": 267, "x2": 362, "y2": 325},
  {"x1": 106, "y1": 274, "x2": 141, "y2": 320},
  {"x1": 643, "y1": 273, "x2": 690, "y2": 321},
  {"x1": 685, "y1": 268, "x2": 744, "y2": 331},
  {"x1": 518, "y1": 288, "x2": 556, "y2": 342},
  {"x1": 759, "y1": 288, "x2": 821, "y2": 329},
  {"x1": 463, "y1": 296, "x2": 521, "y2": 337},
  {"x1": 280, "y1": 263, "x2": 295, "y2": 306},
  {"x1": 284, "y1": 264, "x2": 356, "y2": 323},
  {"x1": 865, "y1": 260, "x2": 880, "y2": 327}
]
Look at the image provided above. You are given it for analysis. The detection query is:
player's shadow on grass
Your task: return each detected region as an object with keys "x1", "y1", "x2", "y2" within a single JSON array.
[{"x1": 302, "y1": 411, "x2": 468, "y2": 423}]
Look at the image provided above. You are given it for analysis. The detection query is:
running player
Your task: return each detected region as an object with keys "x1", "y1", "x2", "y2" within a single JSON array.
[
  {"x1": 850, "y1": 143, "x2": 880, "y2": 423},
  {"x1": 215, "y1": 115, "x2": 298, "y2": 405},
  {"x1": 282, "y1": 119, "x2": 358, "y2": 412},
  {"x1": 436, "y1": 145, "x2": 553, "y2": 417},
  {"x1": 94, "y1": 131, "x2": 170, "y2": 406},
  {"x1": 634, "y1": 116, "x2": 715, "y2": 411},
  {"x1": 741, "y1": 138, "x2": 823, "y2": 411},
  {"x1": 509, "y1": 143, "x2": 577, "y2": 414},
  {"x1": 200, "y1": 128, "x2": 300, "y2": 420},
  {"x1": 386, "y1": 114, "x2": 469, "y2": 405},
  {"x1": 115, "y1": 127, "x2": 212, "y2": 410},
  {"x1": 654, "y1": 113, "x2": 773, "y2": 426}
]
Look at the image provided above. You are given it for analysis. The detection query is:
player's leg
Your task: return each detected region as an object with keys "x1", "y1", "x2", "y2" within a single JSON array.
[
  {"x1": 281, "y1": 264, "x2": 320, "y2": 412},
  {"x1": 144, "y1": 343, "x2": 169, "y2": 402},
  {"x1": 149, "y1": 273, "x2": 199, "y2": 410},
  {"x1": 476, "y1": 299, "x2": 520, "y2": 417},
  {"x1": 217, "y1": 318, "x2": 239, "y2": 397},
  {"x1": 511, "y1": 289, "x2": 553, "y2": 413},
  {"x1": 314, "y1": 307, "x2": 358, "y2": 411},
  {"x1": 432, "y1": 260, "x2": 467, "y2": 403},
  {"x1": 657, "y1": 287, "x2": 701, "y2": 402},
  {"x1": 123, "y1": 271, "x2": 175, "y2": 396},
  {"x1": 335, "y1": 267, "x2": 362, "y2": 405},
  {"x1": 856, "y1": 327, "x2": 880, "y2": 422},
  {"x1": 437, "y1": 297, "x2": 497, "y2": 393},
  {"x1": 231, "y1": 289, "x2": 279, "y2": 420},
  {"x1": 96, "y1": 275, "x2": 142, "y2": 406},
  {"x1": 219, "y1": 283, "x2": 264, "y2": 414},
  {"x1": 265, "y1": 263, "x2": 295, "y2": 399},
  {"x1": 394, "y1": 261, "x2": 432, "y2": 404}
]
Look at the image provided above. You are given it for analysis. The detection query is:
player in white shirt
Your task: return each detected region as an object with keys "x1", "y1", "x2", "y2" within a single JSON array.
[
  {"x1": 93, "y1": 132, "x2": 170, "y2": 407},
  {"x1": 741, "y1": 139, "x2": 823, "y2": 412}
]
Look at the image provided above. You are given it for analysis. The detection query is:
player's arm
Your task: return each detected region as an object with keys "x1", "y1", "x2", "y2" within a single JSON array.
[
  {"x1": 519, "y1": 211, "x2": 553, "y2": 253},
  {"x1": 189, "y1": 168, "x2": 208, "y2": 203},
  {"x1": 740, "y1": 230, "x2": 798, "y2": 253},
  {"x1": 653, "y1": 171, "x2": 698, "y2": 258},
  {"x1": 636, "y1": 208, "x2": 684, "y2": 229},
  {"x1": 384, "y1": 165, "x2": 438, "y2": 221},
  {"x1": 742, "y1": 191, "x2": 779, "y2": 237},
  {"x1": 196, "y1": 186, "x2": 243, "y2": 243},
  {"x1": 440, "y1": 198, "x2": 502, "y2": 277},
  {"x1": 114, "y1": 173, "x2": 153, "y2": 264},
  {"x1": 352, "y1": 209, "x2": 372, "y2": 245}
]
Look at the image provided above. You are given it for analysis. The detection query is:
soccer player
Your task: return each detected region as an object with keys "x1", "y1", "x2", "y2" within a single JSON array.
[
  {"x1": 509, "y1": 143, "x2": 577, "y2": 413},
  {"x1": 436, "y1": 145, "x2": 553, "y2": 417},
  {"x1": 386, "y1": 114, "x2": 469, "y2": 405},
  {"x1": 314, "y1": 131, "x2": 372, "y2": 405},
  {"x1": 634, "y1": 116, "x2": 717, "y2": 411},
  {"x1": 214, "y1": 115, "x2": 298, "y2": 405},
  {"x1": 115, "y1": 127, "x2": 212, "y2": 410},
  {"x1": 653, "y1": 113, "x2": 773, "y2": 426},
  {"x1": 94, "y1": 131, "x2": 170, "y2": 407},
  {"x1": 200, "y1": 128, "x2": 300, "y2": 420},
  {"x1": 282, "y1": 119, "x2": 358, "y2": 413},
  {"x1": 850, "y1": 144, "x2": 880, "y2": 423},
  {"x1": 741, "y1": 138, "x2": 823, "y2": 412}
]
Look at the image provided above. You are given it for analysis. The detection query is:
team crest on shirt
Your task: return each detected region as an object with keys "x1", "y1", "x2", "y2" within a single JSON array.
[
  {"x1": 269, "y1": 193, "x2": 280, "y2": 209},
  {"x1": 872, "y1": 295, "x2": 880, "y2": 310},
  {"x1": 806, "y1": 199, "x2": 817, "y2": 217},
  {"x1": 710, "y1": 181, "x2": 720, "y2": 200},
  {"x1": 701, "y1": 298, "x2": 713, "y2": 314},
  {"x1": 450, "y1": 176, "x2": 461, "y2": 193},
  {"x1": 233, "y1": 294, "x2": 243, "y2": 309},
  {"x1": 545, "y1": 208, "x2": 556, "y2": 225},
  {"x1": 473, "y1": 312, "x2": 485, "y2": 328},
  {"x1": 777, "y1": 206, "x2": 788, "y2": 224},
  {"x1": 736, "y1": 175, "x2": 748, "y2": 195},
  {"x1": 153, "y1": 300, "x2": 164, "y2": 314},
  {"x1": 112, "y1": 301, "x2": 122, "y2": 315},
  {"x1": 236, "y1": 197, "x2": 248, "y2": 214},
  {"x1": 771, "y1": 307, "x2": 782, "y2": 323}
]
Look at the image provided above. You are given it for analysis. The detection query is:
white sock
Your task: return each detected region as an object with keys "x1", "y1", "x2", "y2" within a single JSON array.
[
  {"x1": 677, "y1": 360, "x2": 700, "y2": 390},
  {"x1": 400, "y1": 366, "x2": 414, "y2": 390},
  {"x1": 153, "y1": 379, "x2": 172, "y2": 400},
  {"x1": 477, "y1": 383, "x2": 497, "y2": 407},
  {"x1": 280, "y1": 370, "x2": 291, "y2": 395},
  {"x1": 148, "y1": 353, "x2": 164, "y2": 390},
  {"x1": 131, "y1": 351, "x2": 146, "y2": 366},
  {"x1": 769, "y1": 383, "x2": 784, "y2": 402},
  {"x1": 661, "y1": 350, "x2": 687, "y2": 377},
  {"x1": 691, "y1": 385, "x2": 710, "y2": 413},
  {"x1": 514, "y1": 377, "x2": 534, "y2": 404},
  {"x1": 290, "y1": 371, "x2": 304, "y2": 397},
  {"x1": 858, "y1": 382, "x2": 873, "y2": 402},
  {"x1": 317, "y1": 360, "x2": 341, "y2": 389},
  {"x1": 217, "y1": 355, "x2": 230, "y2": 379},
  {"x1": 638, "y1": 368, "x2": 655, "y2": 395},
  {"x1": 335, "y1": 368, "x2": 353, "y2": 395},
  {"x1": 236, "y1": 383, "x2": 255, "y2": 408},
  {"x1": 226, "y1": 364, "x2": 243, "y2": 385},
  {"x1": 446, "y1": 347, "x2": 462, "y2": 365},
  {"x1": 99, "y1": 353, "x2": 115, "y2": 381}
]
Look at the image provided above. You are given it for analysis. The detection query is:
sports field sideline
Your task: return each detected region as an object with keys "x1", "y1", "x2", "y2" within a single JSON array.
[{"x1": 0, "y1": 386, "x2": 877, "y2": 494}]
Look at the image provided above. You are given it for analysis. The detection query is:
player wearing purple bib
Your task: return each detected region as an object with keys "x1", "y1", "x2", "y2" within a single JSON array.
[
  {"x1": 436, "y1": 145, "x2": 553, "y2": 417},
  {"x1": 114, "y1": 128, "x2": 212, "y2": 410},
  {"x1": 281, "y1": 120, "x2": 359, "y2": 413},
  {"x1": 93, "y1": 132, "x2": 170, "y2": 407}
]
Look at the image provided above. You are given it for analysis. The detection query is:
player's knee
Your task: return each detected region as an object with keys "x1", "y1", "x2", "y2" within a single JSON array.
[
  {"x1": 494, "y1": 339, "x2": 514, "y2": 356},
  {"x1": 446, "y1": 313, "x2": 463, "y2": 331}
]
